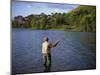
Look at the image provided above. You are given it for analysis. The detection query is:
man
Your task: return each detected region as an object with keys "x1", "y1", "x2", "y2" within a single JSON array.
[{"x1": 42, "y1": 36, "x2": 60, "y2": 67}]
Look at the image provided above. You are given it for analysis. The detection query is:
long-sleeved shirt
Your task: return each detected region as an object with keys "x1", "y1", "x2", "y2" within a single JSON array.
[
  {"x1": 42, "y1": 41, "x2": 59, "y2": 54},
  {"x1": 42, "y1": 41, "x2": 50, "y2": 54}
]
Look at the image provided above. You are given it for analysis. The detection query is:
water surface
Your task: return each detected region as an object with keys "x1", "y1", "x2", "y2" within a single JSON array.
[{"x1": 12, "y1": 29, "x2": 96, "y2": 74}]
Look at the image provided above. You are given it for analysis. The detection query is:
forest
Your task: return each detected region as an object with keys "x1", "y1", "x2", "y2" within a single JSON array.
[{"x1": 12, "y1": 5, "x2": 96, "y2": 32}]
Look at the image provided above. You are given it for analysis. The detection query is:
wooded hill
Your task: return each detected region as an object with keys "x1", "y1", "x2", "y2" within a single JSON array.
[{"x1": 12, "y1": 5, "x2": 96, "y2": 32}]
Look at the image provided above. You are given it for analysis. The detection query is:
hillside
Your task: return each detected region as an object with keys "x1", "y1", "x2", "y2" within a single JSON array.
[
  {"x1": 12, "y1": 5, "x2": 96, "y2": 32},
  {"x1": 66, "y1": 5, "x2": 96, "y2": 32}
]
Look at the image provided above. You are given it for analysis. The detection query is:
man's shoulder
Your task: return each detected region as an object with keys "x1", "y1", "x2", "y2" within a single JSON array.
[{"x1": 42, "y1": 41, "x2": 49, "y2": 45}]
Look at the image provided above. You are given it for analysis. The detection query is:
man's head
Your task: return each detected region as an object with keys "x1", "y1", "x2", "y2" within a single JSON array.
[{"x1": 44, "y1": 36, "x2": 49, "y2": 42}]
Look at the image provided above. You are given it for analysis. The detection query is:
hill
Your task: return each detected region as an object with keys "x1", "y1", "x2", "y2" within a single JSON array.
[
  {"x1": 12, "y1": 5, "x2": 96, "y2": 32},
  {"x1": 65, "y1": 5, "x2": 96, "y2": 32}
]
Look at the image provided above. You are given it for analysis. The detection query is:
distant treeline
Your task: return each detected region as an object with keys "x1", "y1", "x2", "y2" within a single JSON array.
[{"x1": 12, "y1": 5, "x2": 96, "y2": 32}]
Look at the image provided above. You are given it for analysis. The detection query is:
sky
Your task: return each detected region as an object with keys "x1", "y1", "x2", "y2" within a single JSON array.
[{"x1": 12, "y1": 1, "x2": 79, "y2": 18}]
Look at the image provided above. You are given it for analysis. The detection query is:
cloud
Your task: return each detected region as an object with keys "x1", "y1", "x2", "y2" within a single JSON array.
[
  {"x1": 47, "y1": 3, "x2": 79, "y2": 10},
  {"x1": 54, "y1": 8, "x2": 61, "y2": 12},
  {"x1": 12, "y1": 1, "x2": 79, "y2": 17},
  {"x1": 26, "y1": 5, "x2": 33, "y2": 8}
]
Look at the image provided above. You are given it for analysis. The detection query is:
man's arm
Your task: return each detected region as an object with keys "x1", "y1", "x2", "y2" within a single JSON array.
[{"x1": 49, "y1": 40, "x2": 60, "y2": 48}]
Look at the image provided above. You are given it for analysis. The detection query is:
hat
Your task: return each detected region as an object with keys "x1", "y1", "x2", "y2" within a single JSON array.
[{"x1": 44, "y1": 36, "x2": 48, "y2": 41}]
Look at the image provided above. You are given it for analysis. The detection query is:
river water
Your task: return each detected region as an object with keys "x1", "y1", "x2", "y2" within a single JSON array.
[{"x1": 12, "y1": 29, "x2": 96, "y2": 74}]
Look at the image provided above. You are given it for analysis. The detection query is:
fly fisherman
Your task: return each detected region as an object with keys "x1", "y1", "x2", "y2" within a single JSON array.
[{"x1": 42, "y1": 36, "x2": 60, "y2": 67}]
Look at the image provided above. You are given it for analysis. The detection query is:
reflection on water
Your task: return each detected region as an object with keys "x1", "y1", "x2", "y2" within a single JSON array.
[{"x1": 12, "y1": 29, "x2": 96, "y2": 74}]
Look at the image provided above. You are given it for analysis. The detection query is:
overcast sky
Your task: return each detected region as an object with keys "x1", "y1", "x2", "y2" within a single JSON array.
[{"x1": 12, "y1": 1, "x2": 79, "y2": 18}]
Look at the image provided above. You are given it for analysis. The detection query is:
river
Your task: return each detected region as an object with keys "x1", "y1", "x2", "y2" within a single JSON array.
[{"x1": 12, "y1": 29, "x2": 96, "y2": 74}]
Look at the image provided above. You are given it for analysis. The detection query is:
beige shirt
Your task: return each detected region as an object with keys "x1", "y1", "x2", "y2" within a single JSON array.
[
  {"x1": 42, "y1": 40, "x2": 59, "y2": 54},
  {"x1": 42, "y1": 41, "x2": 50, "y2": 54}
]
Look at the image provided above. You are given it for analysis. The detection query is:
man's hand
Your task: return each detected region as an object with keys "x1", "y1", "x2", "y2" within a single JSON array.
[
  {"x1": 54, "y1": 40, "x2": 60, "y2": 47},
  {"x1": 49, "y1": 40, "x2": 60, "y2": 48},
  {"x1": 56, "y1": 40, "x2": 60, "y2": 43}
]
